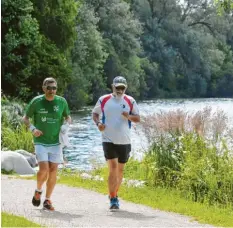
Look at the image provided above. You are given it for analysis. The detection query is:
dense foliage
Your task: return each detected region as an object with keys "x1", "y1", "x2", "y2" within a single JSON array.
[
  {"x1": 1, "y1": 97, "x2": 34, "y2": 152},
  {"x1": 1, "y1": 0, "x2": 233, "y2": 107}
]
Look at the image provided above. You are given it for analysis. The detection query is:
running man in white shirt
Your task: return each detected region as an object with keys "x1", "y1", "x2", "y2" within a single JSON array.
[{"x1": 92, "y1": 76, "x2": 140, "y2": 209}]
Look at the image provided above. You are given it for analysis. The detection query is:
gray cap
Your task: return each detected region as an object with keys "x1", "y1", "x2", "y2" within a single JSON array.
[{"x1": 113, "y1": 76, "x2": 127, "y2": 87}]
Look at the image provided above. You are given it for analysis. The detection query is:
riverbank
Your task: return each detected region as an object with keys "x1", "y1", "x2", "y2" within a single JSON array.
[{"x1": 2, "y1": 97, "x2": 233, "y2": 226}]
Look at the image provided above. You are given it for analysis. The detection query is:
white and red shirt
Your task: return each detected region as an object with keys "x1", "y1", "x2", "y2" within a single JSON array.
[{"x1": 92, "y1": 94, "x2": 139, "y2": 144}]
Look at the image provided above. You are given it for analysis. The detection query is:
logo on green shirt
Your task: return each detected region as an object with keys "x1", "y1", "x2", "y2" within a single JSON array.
[
  {"x1": 53, "y1": 106, "x2": 59, "y2": 112},
  {"x1": 41, "y1": 117, "x2": 46, "y2": 122}
]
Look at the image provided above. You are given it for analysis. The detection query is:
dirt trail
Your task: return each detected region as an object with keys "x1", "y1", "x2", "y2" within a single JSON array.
[{"x1": 1, "y1": 175, "x2": 213, "y2": 227}]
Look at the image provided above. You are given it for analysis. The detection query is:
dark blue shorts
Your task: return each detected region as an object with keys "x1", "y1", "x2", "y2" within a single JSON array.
[{"x1": 102, "y1": 142, "x2": 131, "y2": 163}]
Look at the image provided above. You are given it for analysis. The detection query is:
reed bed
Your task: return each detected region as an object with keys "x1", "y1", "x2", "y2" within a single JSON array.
[{"x1": 140, "y1": 107, "x2": 233, "y2": 207}]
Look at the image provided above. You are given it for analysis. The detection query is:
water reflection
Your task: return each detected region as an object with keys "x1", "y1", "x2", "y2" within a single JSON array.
[{"x1": 64, "y1": 98, "x2": 233, "y2": 171}]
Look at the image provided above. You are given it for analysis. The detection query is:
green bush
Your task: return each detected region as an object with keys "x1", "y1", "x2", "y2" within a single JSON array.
[
  {"x1": 1, "y1": 125, "x2": 34, "y2": 152},
  {"x1": 1, "y1": 97, "x2": 34, "y2": 152},
  {"x1": 1, "y1": 98, "x2": 25, "y2": 129},
  {"x1": 178, "y1": 134, "x2": 233, "y2": 206},
  {"x1": 145, "y1": 134, "x2": 184, "y2": 187}
]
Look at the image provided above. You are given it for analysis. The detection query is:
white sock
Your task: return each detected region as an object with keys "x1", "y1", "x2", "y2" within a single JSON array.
[
  {"x1": 45, "y1": 197, "x2": 50, "y2": 201},
  {"x1": 36, "y1": 189, "x2": 42, "y2": 193}
]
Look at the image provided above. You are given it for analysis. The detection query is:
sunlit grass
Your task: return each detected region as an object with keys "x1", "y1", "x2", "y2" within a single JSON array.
[
  {"x1": 56, "y1": 169, "x2": 233, "y2": 227},
  {"x1": 1, "y1": 125, "x2": 34, "y2": 152},
  {"x1": 1, "y1": 212, "x2": 41, "y2": 227}
]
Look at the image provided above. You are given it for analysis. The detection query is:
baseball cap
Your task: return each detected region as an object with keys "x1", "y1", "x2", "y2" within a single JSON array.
[{"x1": 113, "y1": 76, "x2": 127, "y2": 87}]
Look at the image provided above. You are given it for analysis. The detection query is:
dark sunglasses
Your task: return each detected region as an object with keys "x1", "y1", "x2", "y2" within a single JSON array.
[
  {"x1": 115, "y1": 86, "x2": 126, "y2": 90},
  {"x1": 46, "y1": 86, "x2": 57, "y2": 90}
]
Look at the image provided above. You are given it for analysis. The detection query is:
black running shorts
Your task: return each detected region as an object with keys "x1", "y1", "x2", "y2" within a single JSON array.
[{"x1": 102, "y1": 142, "x2": 131, "y2": 163}]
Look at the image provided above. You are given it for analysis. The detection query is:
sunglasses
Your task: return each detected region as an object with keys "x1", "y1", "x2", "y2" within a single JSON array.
[
  {"x1": 46, "y1": 86, "x2": 57, "y2": 90},
  {"x1": 115, "y1": 86, "x2": 126, "y2": 90}
]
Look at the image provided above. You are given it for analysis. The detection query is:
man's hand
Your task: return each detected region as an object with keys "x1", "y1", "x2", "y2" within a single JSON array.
[
  {"x1": 122, "y1": 112, "x2": 140, "y2": 122},
  {"x1": 61, "y1": 123, "x2": 69, "y2": 134},
  {"x1": 32, "y1": 129, "x2": 43, "y2": 137},
  {"x1": 122, "y1": 111, "x2": 129, "y2": 119},
  {"x1": 97, "y1": 123, "x2": 105, "y2": 131}
]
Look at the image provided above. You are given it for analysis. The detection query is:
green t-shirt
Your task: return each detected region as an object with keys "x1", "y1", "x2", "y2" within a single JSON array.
[{"x1": 25, "y1": 95, "x2": 70, "y2": 146}]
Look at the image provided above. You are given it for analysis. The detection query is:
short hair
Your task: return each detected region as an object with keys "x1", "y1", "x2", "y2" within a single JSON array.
[{"x1": 43, "y1": 77, "x2": 57, "y2": 86}]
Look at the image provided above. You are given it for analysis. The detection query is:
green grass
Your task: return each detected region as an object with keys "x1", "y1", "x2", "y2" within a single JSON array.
[
  {"x1": 1, "y1": 212, "x2": 41, "y2": 227},
  {"x1": 56, "y1": 170, "x2": 233, "y2": 227},
  {"x1": 1, "y1": 169, "x2": 16, "y2": 175},
  {"x1": 1, "y1": 125, "x2": 34, "y2": 152}
]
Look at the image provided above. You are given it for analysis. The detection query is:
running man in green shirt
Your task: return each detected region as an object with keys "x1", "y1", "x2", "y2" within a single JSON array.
[{"x1": 22, "y1": 77, "x2": 71, "y2": 211}]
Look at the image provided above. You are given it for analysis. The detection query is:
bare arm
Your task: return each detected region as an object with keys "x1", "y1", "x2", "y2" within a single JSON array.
[
  {"x1": 22, "y1": 115, "x2": 43, "y2": 137},
  {"x1": 65, "y1": 115, "x2": 72, "y2": 125},
  {"x1": 92, "y1": 112, "x2": 105, "y2": 131},
  {"x1": 128, "y1": 114, "x2": 140, "y2": 123},
  {"x1": 122, "y1": 112, "x2": 140, "y2": 123},
  {"x1": 92, "y1": 112, "x2": 100, "y2": 125},
  {"x1": 22, "y1": 115, "x2": 31, "y2": 127}
]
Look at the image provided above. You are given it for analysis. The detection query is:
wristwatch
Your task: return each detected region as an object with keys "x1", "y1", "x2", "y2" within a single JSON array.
[{"x1": 29, "y1": 124, "x2": 36, "y2": 132}]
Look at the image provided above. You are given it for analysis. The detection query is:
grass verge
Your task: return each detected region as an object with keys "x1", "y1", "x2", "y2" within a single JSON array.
[
  {"x1": 57, "y1": 171, "x2": 233, "y2": 227},
  {"x1": 1, "y1": 212, "x2": 41, "y2": 227},
  {"x1": 9, "y1": 168, "x2": 233, "y2": 227}
]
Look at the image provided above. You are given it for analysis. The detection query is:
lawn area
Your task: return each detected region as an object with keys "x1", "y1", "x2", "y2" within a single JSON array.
[{"x1": 1, "y1": 212, "x2": 41, "y2": 227}]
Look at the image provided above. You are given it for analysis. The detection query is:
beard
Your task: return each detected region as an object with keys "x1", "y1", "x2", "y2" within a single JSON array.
[{"x1": 114, "y1": 91, "x2": 124, "y2": 98}]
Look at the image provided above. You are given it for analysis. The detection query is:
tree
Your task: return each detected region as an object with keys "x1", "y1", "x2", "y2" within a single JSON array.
[
  {"x1": 215, "y1": 0, "x2": 233, "y2": 14},
  {"x1": 31, "y1": 0, "x2": 78, "y2": 51},
  {"x1": 86, "y1": 0, "x2": 145, "y2": 98},
  {"x1": 1, "y1": 0, "x2": 74, "y2": 99},
  {"x1": 131, "y1": 0, "x2": 231, "y2": 98},
  {"x1": 1, "y1": 0, "x2": 41, "y2": 98},
  {"x1": 65, "y1": 3, "x2": 108, "y2": 109}
]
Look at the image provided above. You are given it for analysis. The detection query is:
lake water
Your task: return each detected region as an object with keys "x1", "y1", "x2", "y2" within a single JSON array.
[{"x1": 63, "y1": 98, "x2": 233, "y2": 171}]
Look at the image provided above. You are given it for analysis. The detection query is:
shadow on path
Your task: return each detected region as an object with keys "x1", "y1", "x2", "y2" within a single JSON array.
[
  {"x1": 35, "y1": 209, "x2": 83, "y2": 221},
  {"x1": 109, "y1": 209, "x2": 156, "y2": 220}
]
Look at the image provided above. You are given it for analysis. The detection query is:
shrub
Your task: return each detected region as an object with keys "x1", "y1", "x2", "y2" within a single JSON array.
[
  {"x1": 1, "y1": 97, "x2": 34, "y2": 152},
  {"x1": 1, "y1": 125, "x2": 34, "y2": 152},
  {"x1": 1, "y1": 98, "x2": 25, "y2": 129}
]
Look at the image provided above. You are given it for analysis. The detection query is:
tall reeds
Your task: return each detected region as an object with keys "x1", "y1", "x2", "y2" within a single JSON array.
[{"x1": 140, "y1": 107, "x2": 233, "y2": 207}]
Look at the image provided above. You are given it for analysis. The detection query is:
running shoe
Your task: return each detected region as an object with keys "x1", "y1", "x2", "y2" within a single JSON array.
[
  {"x1": 32, "y1": 190, "x2": 42, "y2": 207},
  {"x1": 110, "y1": 197, "x2": 119, "y2": 210},
  {"x1": 43, "y1": 199, "x2": 55, "y2": 211}
]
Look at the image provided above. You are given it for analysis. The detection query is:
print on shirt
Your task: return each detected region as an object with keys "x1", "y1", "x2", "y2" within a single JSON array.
[
  {"x1": 39, "y1": 108, "x2": 48, "y2": 114},
  {"x1": 41, "y1": 117, "x2": 46, "y2": 122},
  {"x1": 53, "y1": 105, "x2": 59, "y2": 112}
]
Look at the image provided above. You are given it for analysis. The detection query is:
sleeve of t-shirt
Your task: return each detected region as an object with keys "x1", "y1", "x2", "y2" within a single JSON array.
[
  {"x1": 62, "y1": 99, "x2": 70, "y2": 117},
  {"x1": 25, "y1": 99, "x2": 35, "y2": 118},
  {"x1": 92, "y1": 99, "x2": 102, "y2": 115},
  {"x1": 131, "y1": 99, "x2": 140, "y2": 116}
]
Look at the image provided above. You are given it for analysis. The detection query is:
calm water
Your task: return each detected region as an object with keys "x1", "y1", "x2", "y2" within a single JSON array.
[{"x1": 63, "y1": 98, "x2": 233, "y2": 170}]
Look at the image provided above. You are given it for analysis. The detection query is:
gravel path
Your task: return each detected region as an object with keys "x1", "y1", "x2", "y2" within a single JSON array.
[{"x1": 1, "y1": 175, "x2": 213, "y2": 227}]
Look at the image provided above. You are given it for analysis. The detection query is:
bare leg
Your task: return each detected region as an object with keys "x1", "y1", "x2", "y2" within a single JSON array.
[
  {"x1": 116, "y1": 162, "x2": 125, "y2": 194},
  {"x1": 45, "y1": 162, "x2": 59, "y2": 198},
  {"x1": 37, "y1": 162, "x2": 49, "y2": 190},
  {"x1": 107, "y1": 158, "x2": 118, "y2": 197}
]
